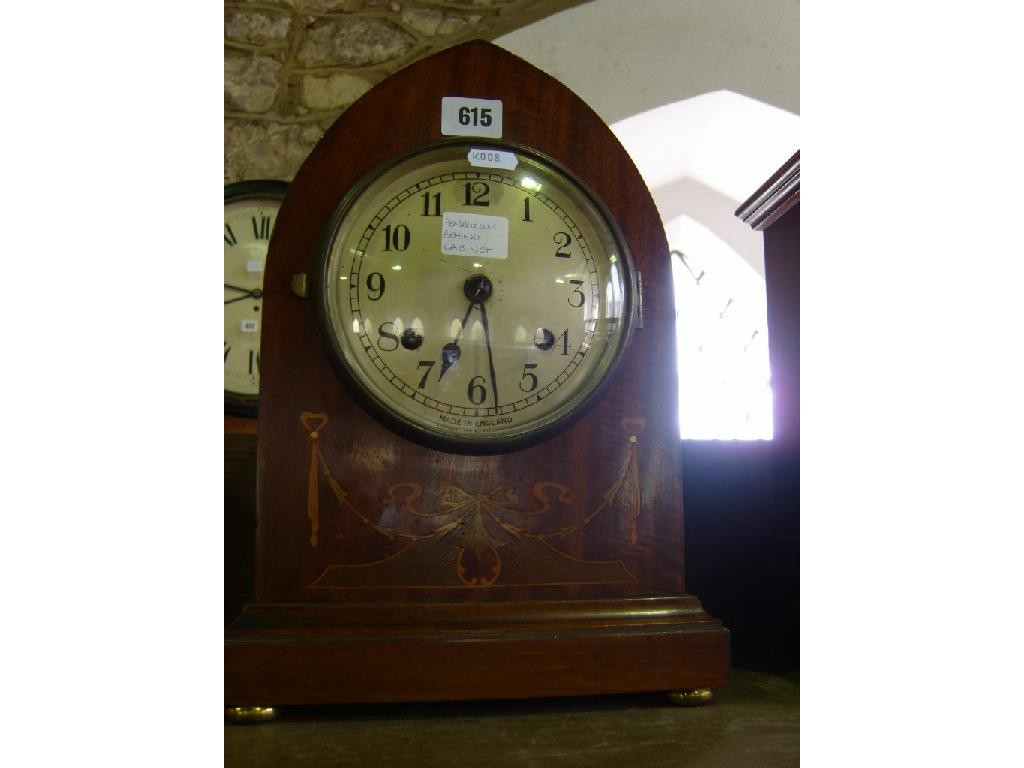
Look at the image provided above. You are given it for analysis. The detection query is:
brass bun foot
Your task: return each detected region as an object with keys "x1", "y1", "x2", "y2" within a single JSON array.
[
  {"x1": 225, "y1": 706, "x2": 280, "y2": 724},
  {"x1": 667, "y1": 688, "x2": 716, "y2": 706}
]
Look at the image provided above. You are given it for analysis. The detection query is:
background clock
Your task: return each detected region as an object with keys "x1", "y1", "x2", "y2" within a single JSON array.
[
  {"x1": 224, "y1": 180, "x2": 288, "y2": 415},
  {"x1": 226, "y1": 41, "x2": 728, "y2": 709},
  {"x1": 314, "y1": 141, "x2": 634, "y2": 451}
]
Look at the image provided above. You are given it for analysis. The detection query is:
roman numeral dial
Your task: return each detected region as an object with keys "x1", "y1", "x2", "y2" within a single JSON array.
[{"x1": 224, "y1": 181, "x2": 288, "y2": 413}]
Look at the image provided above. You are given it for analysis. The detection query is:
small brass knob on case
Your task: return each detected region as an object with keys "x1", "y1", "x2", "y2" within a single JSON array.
[
  {"x1": 667, "y1": 688, "x2": 716, "y2": 706},
  {"x1": 290, "y1": 273, "x2": 308, "y2": 298},
  {"x1": 225, "y1": 705, "x2": 280, "y2": 724}
]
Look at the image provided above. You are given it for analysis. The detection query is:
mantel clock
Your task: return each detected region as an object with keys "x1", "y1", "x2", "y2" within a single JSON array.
[
  {"x1": 224, "y1": 180, "x2": 288, "y2": 415},
  {"x1": 225, "y1": 40, "x2": 728, "y2": 710}
]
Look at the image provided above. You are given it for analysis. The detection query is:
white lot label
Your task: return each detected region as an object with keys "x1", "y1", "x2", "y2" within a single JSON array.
[
  {"x1": 440, "y1": 97, "x2": 503, "y2": 138},
  {"x1": 440, "y1": 212, "x2": 509, "y2": 259},
  {"x1": 467, "y1": 147, "x2": 518, "y2": 170},
  {"x1": 240, "y1": 319, "x2": 259, "y2": 333}
]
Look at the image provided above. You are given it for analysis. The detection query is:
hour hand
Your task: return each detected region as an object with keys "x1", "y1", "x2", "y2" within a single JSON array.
[
  {"x1": 438, "y1": 299, "x2": 476, "y2": 380},
  {"x1": 438, "y1": 342, "x2": 461, "y2": 380}
]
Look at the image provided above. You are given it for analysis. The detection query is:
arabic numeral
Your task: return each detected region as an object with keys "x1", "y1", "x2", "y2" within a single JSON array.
[
  {"x1": 421, "y1": 191, "x2": 440, "y2": 217},
  {"x1": 554, "y1": 231, "x2": 572, "y2": 258},
  {"x1": 519, "y1": 363, "x2": 538, "y2": 392},
  {"x1": 568, "y1": 279, "x2": 585, "y2": 308},
  {"x1": 463, "y1": 181, "x2": 490, "y2": 207},
  {"x1": 416, "y1": 360, "x2": 435, "y2": 388},
  {"x1": 467, "y1": 375, "x2": 488, "y2": 405},
  {"x1": 366, "y1": 272, "x2": 386, "y2": 301},
  {"x1": 382, "y1": 224, "x2": 410, "y2": 251},
  {"x1": 377, "y1": 322, "x2": 399, "y2": 352}
]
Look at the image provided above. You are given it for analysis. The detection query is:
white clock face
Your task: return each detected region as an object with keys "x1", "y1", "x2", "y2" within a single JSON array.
[
  {"x1": 318, "y1": 142, "x2": 634, "y2": 448},
  {"x1": 224, "y1": 190, "x2": 284, "y2": 404}
]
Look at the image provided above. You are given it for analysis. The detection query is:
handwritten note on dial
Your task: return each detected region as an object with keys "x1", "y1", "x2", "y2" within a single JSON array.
[{"x1": 440, "y1": 212, "x2": 509, "y2": 259}]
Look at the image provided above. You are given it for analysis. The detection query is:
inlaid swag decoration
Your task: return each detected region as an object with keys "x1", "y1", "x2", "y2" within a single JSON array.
[{"x1": 300, "y1": 411, "x2": 645, "y2": 588}]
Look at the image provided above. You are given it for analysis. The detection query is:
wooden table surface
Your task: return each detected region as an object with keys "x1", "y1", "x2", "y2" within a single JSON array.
[{"x1": 225, "y1": 667, "x2": 799, "y2": 767}]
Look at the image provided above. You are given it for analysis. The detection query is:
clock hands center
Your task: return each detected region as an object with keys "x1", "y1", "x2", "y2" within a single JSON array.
[
  {"x1": 224, "y1": 284, "x2": 263, "y2": 305},
  {"x1": 437, "y1": 274, "x2": 500, "y2": 407},
  {"x1": 463, "y1": 273, "x2": 493, "y2": 303}
]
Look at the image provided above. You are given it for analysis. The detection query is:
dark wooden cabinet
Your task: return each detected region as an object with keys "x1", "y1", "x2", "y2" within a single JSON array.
[
  {"x1": 737, "y1": 151, "x2": 800, "y2": 449},
  {"x1": 688, "y1": 151, "x2": 800, "y2": 668}
]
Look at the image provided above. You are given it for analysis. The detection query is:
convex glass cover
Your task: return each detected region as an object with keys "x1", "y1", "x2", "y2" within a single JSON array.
[{"x1": 316, "y1": 142, "x2": 634, "y2": 449}]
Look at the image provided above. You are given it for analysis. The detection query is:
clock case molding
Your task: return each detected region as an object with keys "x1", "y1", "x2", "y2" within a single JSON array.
[{"x1": 225, "y1": 40, "x2": 729, "y2": 706}]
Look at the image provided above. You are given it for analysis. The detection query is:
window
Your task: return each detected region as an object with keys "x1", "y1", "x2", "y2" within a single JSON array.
[
  {"x1": 611, "y1": 91, "x2": 798, "y2": 439},
  {"x1": 670, "y1": 217, "x2": 772, "y2": 439}
]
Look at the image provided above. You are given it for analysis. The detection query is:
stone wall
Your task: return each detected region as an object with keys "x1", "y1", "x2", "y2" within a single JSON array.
[{"x1": 225, "y1": 0, "x2": 585, "y2": 183}]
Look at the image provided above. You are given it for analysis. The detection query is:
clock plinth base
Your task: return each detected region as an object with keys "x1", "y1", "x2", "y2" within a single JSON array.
[{"x1": 225, "y1": 596, "x2": 728, "y2": 706}]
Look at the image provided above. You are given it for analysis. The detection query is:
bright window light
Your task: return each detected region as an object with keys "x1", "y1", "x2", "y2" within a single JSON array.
[
  {"x1": 611, "y1": 90, "x2": 797, "y2": 441},
  {"x1": 669, "y1": 216, "x2": 772, "y2": 440}
]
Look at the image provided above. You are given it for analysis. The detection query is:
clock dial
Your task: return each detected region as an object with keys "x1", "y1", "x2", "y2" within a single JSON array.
[
  {"x1": 316, "y1": 142, "x2": 634, "y2": 449},
  {"x1": 224, "y1": 181, "x2": 288, "y2": 413}
]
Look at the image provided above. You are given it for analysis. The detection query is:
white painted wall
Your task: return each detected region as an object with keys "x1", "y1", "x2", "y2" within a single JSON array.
[
  {"x1": 495, "y1": 0, "x2": 799, "y2": 124},
  {"x1": 497, "y1": 0, "x2": 798, "y2": 439}
]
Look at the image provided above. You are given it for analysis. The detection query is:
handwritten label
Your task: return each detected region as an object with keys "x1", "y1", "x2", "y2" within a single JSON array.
[
  {"x1": 440, "y1": 97, "x2": 503, "y2": 138},
  {"x1": 440, "y1": 212, "x2": 509, "y2": 259},
  {"x1": 467, "y1": 147, "x2": 518, "y2": 170}
]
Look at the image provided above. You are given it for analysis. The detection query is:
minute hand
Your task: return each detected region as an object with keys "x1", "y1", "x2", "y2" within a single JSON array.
[{"x1": 476, "y1": 300, "x2": 500, "y2": 408}]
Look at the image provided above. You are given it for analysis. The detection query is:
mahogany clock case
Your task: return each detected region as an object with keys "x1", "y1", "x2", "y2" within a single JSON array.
[{"x1": 226, "y1": 40, "x2": 729, "y2": 706}]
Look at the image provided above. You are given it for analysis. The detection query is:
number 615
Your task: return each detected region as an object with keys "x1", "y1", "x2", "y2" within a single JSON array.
[{"x1": 458, "y1": 106, "x2": 492, "y2": 127}]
